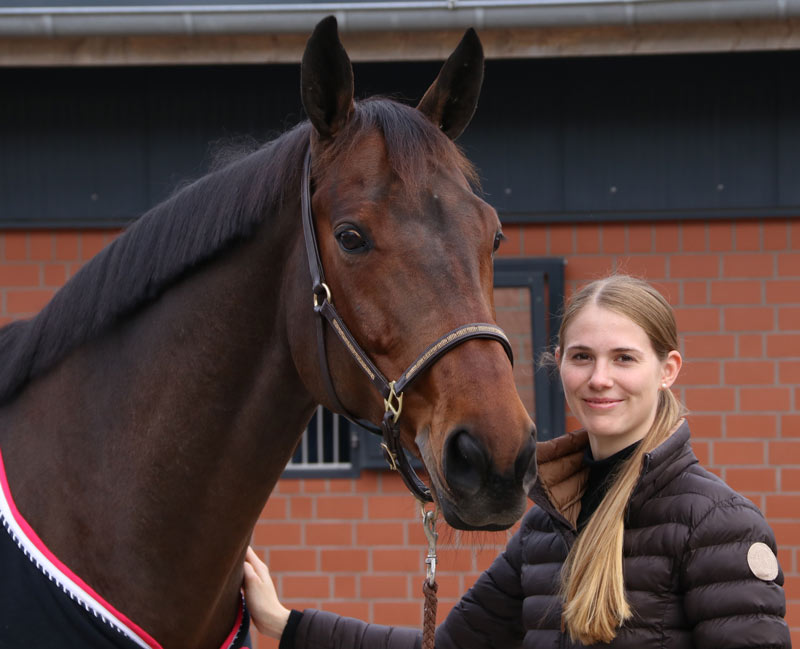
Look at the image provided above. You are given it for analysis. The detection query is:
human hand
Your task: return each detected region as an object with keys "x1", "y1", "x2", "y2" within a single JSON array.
[{"x1": 243, "y1": 546, "x2": 291, "y2": 638}]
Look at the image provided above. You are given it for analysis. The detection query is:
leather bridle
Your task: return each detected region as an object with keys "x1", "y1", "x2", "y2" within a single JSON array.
[{"x1": 300, "y1": 148, "x2": 514, "y2": 503}]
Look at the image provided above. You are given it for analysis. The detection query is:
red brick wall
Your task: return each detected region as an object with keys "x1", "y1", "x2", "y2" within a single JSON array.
[{"x1": 1, "y1": 219, "x2": 798, "y2": 648}]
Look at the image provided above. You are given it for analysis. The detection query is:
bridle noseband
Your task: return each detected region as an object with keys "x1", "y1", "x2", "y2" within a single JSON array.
[{"x1": 300, "y1": 148, "x2": 513, "y2": 503}]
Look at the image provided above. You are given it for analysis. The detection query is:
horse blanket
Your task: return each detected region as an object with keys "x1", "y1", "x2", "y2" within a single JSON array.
[{"x1": 0, "y1": 449, "x2": 251, "y2": 649}]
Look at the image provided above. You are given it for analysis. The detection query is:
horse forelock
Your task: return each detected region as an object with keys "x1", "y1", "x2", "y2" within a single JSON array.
[
  {"x1": 0, "y1": 121, "x2": 313, "y2": 407},
  {"x1": 319, "y1": 98, "x2": 480, "y2": 195}
]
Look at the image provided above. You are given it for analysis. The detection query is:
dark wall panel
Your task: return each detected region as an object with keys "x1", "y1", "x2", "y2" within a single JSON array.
[{"x1": 1, "y1": 50, "x2": 799, "y2": 227}]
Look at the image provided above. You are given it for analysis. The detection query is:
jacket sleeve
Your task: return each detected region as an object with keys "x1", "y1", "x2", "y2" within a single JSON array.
[
  {"x1": 680, "y1": 496, "x2": 791, "y2": 649},
  {"x1": 293, "y1": 609, "x2": 421, "y2": 649},
  {"x1": 434, "y1": 521, "x2": 527, "y2": 649}
]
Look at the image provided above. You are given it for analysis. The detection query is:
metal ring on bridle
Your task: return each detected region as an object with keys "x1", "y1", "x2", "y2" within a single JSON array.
[{"x1": 313, "y1": 282, "x2": 332, "y2": 309}]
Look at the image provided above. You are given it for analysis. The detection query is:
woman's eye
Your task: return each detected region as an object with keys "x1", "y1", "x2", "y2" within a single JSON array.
[{"x1": 336, "y1": 227, "x2": 369, "y2": 252}]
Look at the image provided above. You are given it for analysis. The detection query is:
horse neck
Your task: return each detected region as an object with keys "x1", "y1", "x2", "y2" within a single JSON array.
[{"x1": 0, "y1": 205, "x2": 316, "y2": 649}]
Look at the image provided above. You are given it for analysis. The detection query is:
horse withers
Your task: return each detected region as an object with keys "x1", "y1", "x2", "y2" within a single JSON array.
[{"x1": 0, "y1": 17, "x2": 535, "y2": 649}]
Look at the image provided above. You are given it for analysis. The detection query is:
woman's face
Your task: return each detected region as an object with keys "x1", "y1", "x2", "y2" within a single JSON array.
[{"x1": 557, "y1": 303, "x2": 681, "y2": 459}]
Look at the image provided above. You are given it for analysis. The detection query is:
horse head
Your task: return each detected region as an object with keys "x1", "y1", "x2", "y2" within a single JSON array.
[{"x1": 291, "y1": 17, "x2": 536, "y2": 531}]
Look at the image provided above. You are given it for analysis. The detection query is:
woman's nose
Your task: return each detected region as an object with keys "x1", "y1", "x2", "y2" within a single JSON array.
[{"x1": 588, "y1": 362, "x2": 613, "y2": 390}]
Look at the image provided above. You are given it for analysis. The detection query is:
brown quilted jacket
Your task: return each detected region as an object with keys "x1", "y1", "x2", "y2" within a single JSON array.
[{"x1": 291, "y1": 420, "x2": 791, "y2": 649}]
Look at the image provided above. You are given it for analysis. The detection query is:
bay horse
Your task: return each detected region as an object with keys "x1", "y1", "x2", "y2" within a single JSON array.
[{"x1": 0, "y1": 17, "x2": 535, "y2": 649}]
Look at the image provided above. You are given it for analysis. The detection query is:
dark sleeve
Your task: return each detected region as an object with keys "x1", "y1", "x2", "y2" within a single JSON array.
[
  {"x1": 681, "y1": 497, "x2": 791, "y2": 649},
  {"x1": 279, "y1": 610, "x2": 304, "y2": 649},
  {"x1": 434, "y1": 520, "x2": 527, "y2": 649},
  {"x1": 293, "y1": 609, "x2": 421, "y2": 649}
]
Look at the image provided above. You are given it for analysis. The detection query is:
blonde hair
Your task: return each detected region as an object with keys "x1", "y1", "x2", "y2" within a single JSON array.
[{"x1": 556, "y1": 275, "x2": 687, "y2": 644}]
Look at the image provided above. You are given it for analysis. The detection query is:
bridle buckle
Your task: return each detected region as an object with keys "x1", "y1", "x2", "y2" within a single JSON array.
[{"x1": 383, "y1": 380, "x2": 404, "y2": 423}]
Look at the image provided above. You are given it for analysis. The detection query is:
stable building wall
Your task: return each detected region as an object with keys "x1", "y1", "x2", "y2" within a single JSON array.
[{"x1": 2, "y1": 217, "x2": 798, "y2": 648}]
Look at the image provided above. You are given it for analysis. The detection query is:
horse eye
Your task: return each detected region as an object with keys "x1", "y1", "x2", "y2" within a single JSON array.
[
  {"x1": 336, "y1": 227, "x2": 369, "y2": 253},
  {"x1": 493, "y1": 231, "x2": 505, "y2": 253}
]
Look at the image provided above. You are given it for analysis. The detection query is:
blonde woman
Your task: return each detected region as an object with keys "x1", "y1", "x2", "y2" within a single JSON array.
[{"x1": 244, "y1": 275, "x2": 791, "y2": 648}]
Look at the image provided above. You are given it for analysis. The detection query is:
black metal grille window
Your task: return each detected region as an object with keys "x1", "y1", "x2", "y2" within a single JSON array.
[{"x1": 283, "y1": 256, "x2": 565, "y2": 478}]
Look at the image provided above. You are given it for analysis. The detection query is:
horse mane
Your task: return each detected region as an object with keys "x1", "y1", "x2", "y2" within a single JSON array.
[{"x1": 0, "y1": 97, "x2": 476, "y2": 406}]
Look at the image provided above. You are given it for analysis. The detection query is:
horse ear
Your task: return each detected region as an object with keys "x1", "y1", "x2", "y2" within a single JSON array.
[
  {"x1": 417, "y1": 28, "x2": 484, "y2": 140},
  {"x1": 301, "y1": 16, "x2": 355, "y2": 139}
]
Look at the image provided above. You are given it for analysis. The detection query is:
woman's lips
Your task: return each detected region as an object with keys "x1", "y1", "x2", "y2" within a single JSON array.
[{"x1": 583, "y1": 398, "x2": 623, "y2": 409}]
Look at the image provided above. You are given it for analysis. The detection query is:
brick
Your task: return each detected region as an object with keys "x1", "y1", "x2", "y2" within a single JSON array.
[
  {"x1": 306, "y1": 523, "x2": 352, "y2": 546},
  {"x1": 521, "y1": 224, "x2": 547, "y2": 256},
  {"x1": 334, "y1": 575, "x2": 356, "y2": 598},
  {"x1": 763, "y1": 220, "x2": 789, "y2": 251},
  {"x1": 734, "y1": 221, "x2": 761, "y2": 251},
  {"x1": 565, "y1": 255, "x2": 614, "y2": 279},
  {"x1": 682, "y1": 281, "x2": 708, "y2": 305},
  {"x1": 681, "y1": 222, "x2": 706, "y2": 252},
  {"x1": 618, "y1": 255, "x2": 667, "y2": 280},
  {"x1": 269, "y1": 549, "x2": 318, "y2": 572},
  {"x1": 575, "y1": 224, "x2": 601, "y2": 253},
  {"x1": 765, "y1": 494, "x2": 800, "y2": 519},
  {"x1": 740, "y1": 388, "x2": 792, "y2": 412},
  {"x1": 316, "y1": 496, "x2": 365, "y2": 520},
  {"x1": 724, "y1": 467, "x2": 777, "y2": 492},
  {"x1": 601, "y1": 223, "x2": 626, "y2": 253},
  {"x1": 766, "y1": 334, "x2": 800, "y2": 358},
  {"x1": 367, "y1": 495, "x2": 418, "y2": 520},
  {"x1": 710, "y1": 280, "x2": 763, "y2": 305},
  {"x1": 670, "y1": 254, "x2": 719, "y2": 278},
  {"x1": 678, "y1": 360, "x2": 720, "y2": 385},
  {"x1": 722, "y1": 253, "x2": 774, "y2": 278},
  {"x1": 43, "y1": 264, "x2": 67, "y2": 287},
  {"x1": 0, "y1": 265, "x2": 39, "y2": 287},
  {"x1": 766, "y1": 280, "x2": 800, "y2": 303},
  {"x1": 714, "y1": 440, "x2": 765, "y2": 465},
  {"x1": 324, "y1": 602, "x2": 369, "y2": 620},
  {"x1": 549, "y1": 225, "x2": 574, "y2": 255},
  {"x1": 687, "y1": 414, "x2": 723, "y2": 438},
  {"x1": 6, "y1": 289, "x2": 54, "y2": 314},
  {"x1": 28, "y1": 232, "x2": 53, "y2": 261},
  {"x1": 289, "y1": 496, "x2": 314, "y2": 518},
  {"x1": 778, "y1": 252, "x2": 800, "y2": 276},
  {"x1": 54, "y1": 233, "x2": 79, "y2": 261},
  {"x1": 356, "y1": 522, "x2": 405, "y2": 545},
  {"x1": 769, "y1": 441, "x2": 800, "y2": 465},
  {"x1": 684, "y1": 387, "x2": 736, "y2": 411},
  {"x1": 439, "y1": 549, "x2": 475, "y2": 572},
  {"x1": 321, "y1": 549, "x2": 368, "y2": 572},
  {"x1": 275, "y1": 479, "x2": 300, "y2": 494},
  {"x1": 737, "y1": 334, "x2": 764, "y2": 358},
  {"x1": 499, "y1": 224, "x2": 523, "y2": 256},
  {"x1": 770, "y1": 521, "x2": 800, "y2": 545},
  {"x1": 627, "y1": 223, "x2": 652, "y2": 252},
  {"x1": 259, "y1": 496, "x2": 288, "y2": 520},
  {"x1": 372, "y1": 549, "x2": 422, "y2": 572},
  {"x1": 360, "y1": 575, "x2": 408, "y2": 598},
  {"x1": 778, "y1": 306, "x2": 800, "y2": 330},
  {"x1": 724, "y1": 361, "x2": 775, "y2": 385},
  {"x1": 353, "y1": 471, "x2": 380, "y2": 494},
  {"x1": 81, "y1": 231, "x2": 115, "y2": 259},
  {"x1": 708, "y1": 222, "x2": 734, "y2": 251},
  {"x1": 781, "y1": 414, "x2": 800, "y2": 437},
  {"x1": 282, "y1": 575, "x2": 330, "y2": 599},
  {"x1": 725, "y1": 414, "x2": 777, "y2": 438},
  {"x1": 2, "y1": 233, "x2": 27, "y2": 260},
  {"x1": 653, "y1": 223, "x2": 679, "y2": 252},
  {"x1": 254, "y1": 631, "x2": 279, "y2": 649},
  {"x1": 723, "y1": 307, "x2": 774, "y2": 332},
  {"x1": 674, "y1": 307, "x2": 720, "y2": 333},
  {"x1": 253, "y1": 523, "x2": 301, "y2": 546},
  {"x1": 782, "y1": 468, "x2": 800, "y2": 491},
  {"x1": 303, "y1": 479, "x2": 328, "y2": 494},
  {"x1": 373, "y1": 602, "x2": 423, "y2": 626}
]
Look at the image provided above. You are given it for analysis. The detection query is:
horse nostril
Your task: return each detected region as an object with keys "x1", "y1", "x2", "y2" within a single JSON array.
[{"x1": 443, "y1": 430, "x2": 488, "y2": 497}]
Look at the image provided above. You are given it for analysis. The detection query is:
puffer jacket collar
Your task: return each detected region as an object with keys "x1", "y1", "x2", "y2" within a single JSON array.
[{"x1": 528, "y1": 419, "x2": 696, "y2": 531}]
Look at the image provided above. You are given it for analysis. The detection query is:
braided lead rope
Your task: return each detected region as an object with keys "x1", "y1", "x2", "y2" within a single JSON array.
[
  {"x1": 422, "y1": 580, "x2": 439, "y2": 649},
  {"x1": 421, "y1": 503, "x2": 439, "y2": 649}
]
